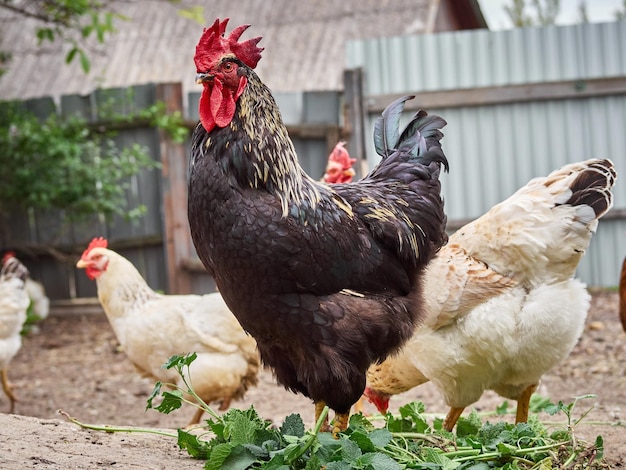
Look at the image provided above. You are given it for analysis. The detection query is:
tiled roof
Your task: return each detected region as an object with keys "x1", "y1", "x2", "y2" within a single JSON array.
[{"x1": 0, "y1": 0, "x2": 483, "y2": 101}]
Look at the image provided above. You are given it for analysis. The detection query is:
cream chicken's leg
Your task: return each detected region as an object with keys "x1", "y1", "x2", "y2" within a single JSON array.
[
  {"x1": 443, "y1": 407, "x2": 465, "y2": 432},
  {"x1": 1, "y1": 368, "x2": 17, "y2": 413},
  {"x1": 515, "y1": 383, "x2": 538, "y2": 424}
]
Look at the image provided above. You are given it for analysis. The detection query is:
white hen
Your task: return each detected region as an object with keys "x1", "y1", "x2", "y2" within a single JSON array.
[
  {"x1": 2, "y1": 252, "x2": 49, "y2": 327},
  {"x1": 76, "y1": 237, "x2": 260, "y2": 425},
  {"x1": 0, "y1": 254, "x2": 30, "y2": 412},
  {"x1": 365, "y1": 158, "x2": 616, "y2": 431}
]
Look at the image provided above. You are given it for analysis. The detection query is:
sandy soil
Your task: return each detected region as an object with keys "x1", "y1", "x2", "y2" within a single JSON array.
[{"x1": 1, "y1": 291, "x2": 624, "y2": 469}]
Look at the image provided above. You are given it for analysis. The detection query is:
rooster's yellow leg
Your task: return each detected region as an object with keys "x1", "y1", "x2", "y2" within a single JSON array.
[
  {"x1": 515, "y1": 383, "x2": 538, "y2": 424},
  {"x1": 1, "y1": 368, "x2": 17, "y2": 413},
  {"x1": 315, "y1": 401, "x2": 331, "y2": 433},
  {"x1": 443, "y1": 407, "x2": 465, "y2": 432},
  {"x1": 331, "y1": 412, "x2": 350, "y2": 439}
]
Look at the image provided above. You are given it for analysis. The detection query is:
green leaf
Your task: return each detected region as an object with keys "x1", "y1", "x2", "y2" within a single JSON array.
[
  {"x1": 420, "y1": 448, "x2": 458, "y2": 468},
  {"x1": 154, "y1": 390, "x2": 183, "y2": 414},
  {"x1": 529, "y1": 394, "x2": 553, "y2": 413},
  {"x1": 456, "y1": 410, "x2": 482, "y2": 437},
  {"x1": 461, "y1": 464, "x2": 490, "y2": 470},
  {"x1": 496, "y1": 401, "x2": 510, "y2": 415},
  {"x1": 221, "y1": 445, "x2": 258, "y2": 470},
  {"x1": 177, "y1": 429, "x2": 209, "y2": 459},
  {"x1": 280, "y1": 413, "x2": 305, "y2": 438},
  {"x1": 145, "y1": 381, "x2": 162, "y2": 410},
  {"x1": 163, "y1": 352, "x2": 198, "y2": 370},
  {"x1": 177, "y1": 5, "x2": 205, "y2": 25},
  {"x1": 81, "y1": 25, "x2": 93, "y2": 38},
  {"x1": 66, "y1": 47, "x2": 78, "y2": 65},
  {"x1": 367, "y1": 429, "x2": 392, "y2": 449},
  {"x1": 281, "y1": 442, "x2": 304, "y2": 464},
  {"x1": 495, "y1": 442, "x2": 516, "y2": 455},
  {"x1": 304, "y1": 455, "x2": 323, "y2": 470},
  {"x1": 349, "y1": 413, "x2": 375, "y2": 433},
  {"x1": 205, "y1": 442, "x2": 236, "y2": 470},
  {"x1": 78, "y1": 49, "x2": 90, "y2": 73},
  {"x1": 543, "y1": 402, "x2": 561, "y2": 416},
  {"x1": 398, "y1": 401, "x2": 429, "y2": 433},
  {"x1": 224, "y1": 409, "x2": 262, "y2": 445},
  {"x1": 358, "y1": 452, "x2": 401, "y2": 470},
  {"x1": 326, "y1": 462, "x2": 354, "y2": 470},
  {"x1": 339, "y1": 438, "x2": 362, "y2": 463},
  {"x1": 594, "y1": 435, "x2": 604, "y2": 461},
  {"x1": 349, "y1": 431, "x2": 376, "y2": 453},
  {"x1": 36, "y1": 28, "x2": 55, "y2": 44}
]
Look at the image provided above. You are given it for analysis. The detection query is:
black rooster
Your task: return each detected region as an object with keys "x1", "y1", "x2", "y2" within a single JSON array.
[{"x1": 188, "y1": 18, "x2": 449, "y2": 435}]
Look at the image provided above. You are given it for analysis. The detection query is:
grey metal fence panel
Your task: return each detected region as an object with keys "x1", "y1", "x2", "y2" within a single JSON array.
[
  {"x1": 348, "y1": 21, "x2": 626, "y2": 95},
  {"x1": 349, "y1": 21, "x2": 626, "y2": 288}
]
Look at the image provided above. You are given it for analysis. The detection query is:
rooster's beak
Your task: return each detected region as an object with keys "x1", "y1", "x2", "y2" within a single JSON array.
[
  {"x1": 196, "y1": 73, "x2": 214, "y2": 84},
  {"x1": 76, "y1": 259, "x2": 88, "y2": 269}
]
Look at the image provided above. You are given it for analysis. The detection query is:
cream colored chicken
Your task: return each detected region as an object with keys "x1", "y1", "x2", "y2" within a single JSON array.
[
  {"x1": 0, "y1": 254, "x2": 30, "y2": 412},
  {"x1": 365, "y1": 159, "x2": 616, "y2": 431},
  {"x1": 76, "y1": 237, "x2": 260, "y2": 425}
]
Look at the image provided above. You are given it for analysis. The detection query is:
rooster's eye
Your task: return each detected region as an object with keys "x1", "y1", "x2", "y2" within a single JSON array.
[{"x1": 223, "y1": 62, "x2": 234, "y2": 72}]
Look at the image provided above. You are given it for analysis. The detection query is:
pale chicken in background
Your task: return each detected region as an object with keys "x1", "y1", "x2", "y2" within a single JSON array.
[
  {"x1": 2, "y1": 252, "x2": 50, "y2": 325},
  {"x1": 365, "y1": 158, "x2": 616, "y2": 431},
  {"x1": 0, "y1": 254, "x2": 30, "y2": 412},
  {"x1": 76, "y1": 237, "x2": 260, "y2": 425}
]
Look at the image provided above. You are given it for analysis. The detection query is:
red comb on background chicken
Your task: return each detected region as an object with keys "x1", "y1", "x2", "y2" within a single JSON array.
[
  {"x1": 323, "y1": 142, "x2": 357, "y2": 184},
  {"x1": 187, "y1": 18, "x2": 449, "y2": 436}
]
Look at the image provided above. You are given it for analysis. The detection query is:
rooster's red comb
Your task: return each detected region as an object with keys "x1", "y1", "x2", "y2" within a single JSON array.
[
  {"x1": 194, "y1": 18, "x2": 263, "y2": 72},
  {"x1": 81, "y1": 237, "x2": 108, "y2": 259}
]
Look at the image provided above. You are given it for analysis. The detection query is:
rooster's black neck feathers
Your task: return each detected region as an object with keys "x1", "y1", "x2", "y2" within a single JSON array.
[{"x1": 194, "y1": 68, "x2": 334, "y2": 221}]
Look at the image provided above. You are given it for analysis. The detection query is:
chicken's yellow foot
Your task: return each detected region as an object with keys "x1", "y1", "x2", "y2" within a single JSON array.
[
  {"x1": 1, "y1": 368, "x2": 17, "y2": 413},
  {"x1": 315, "y1": 401, "x2": 331, "y2": 433},
  {"x1": 331, "y1": 412, "x2": 350, "y2": 439},
  {"x1": 515, "y1": 383, "x2": 538, "y2": 424},
  {"x1": 443, "y1": 407, "x2": 465, "y2": 432}
]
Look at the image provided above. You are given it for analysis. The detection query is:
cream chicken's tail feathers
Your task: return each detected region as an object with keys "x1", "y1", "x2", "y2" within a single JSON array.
[{"x1": 451, "y1": 159, "x2": 616, "y2": 287}]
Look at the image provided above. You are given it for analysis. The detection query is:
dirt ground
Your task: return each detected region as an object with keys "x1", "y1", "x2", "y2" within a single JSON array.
[{"x1": 1, "y1": 291, "x2": 624, "y2": 469}]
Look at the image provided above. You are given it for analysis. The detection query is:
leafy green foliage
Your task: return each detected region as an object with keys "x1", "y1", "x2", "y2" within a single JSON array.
[
  {"x1": 0, "y1": 97, "x2": 188, "y2": 228},
  {"x1": 31, "y1": 1, "x2": 122, "y2": 73},
  {"x1": 0, "y1": 1, "x2": 206, "y2": 76},
  {"x1": 146, "y1": 354, "x2": 608, "y2": 469},
  {"x1": 0, "y1": 102, "x2": 158, "y2": 223}
]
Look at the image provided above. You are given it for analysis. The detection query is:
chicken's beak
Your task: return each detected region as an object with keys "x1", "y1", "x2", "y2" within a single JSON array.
[
  {"x1": 196, "y1": 72, "x2": 214, "y2": 84},
  {"x1": 344, "y1": 168, "x2": 356, "y2": 178},
  {"x1": 76, "y1": 259, "x2": 88, "y2": 269}
]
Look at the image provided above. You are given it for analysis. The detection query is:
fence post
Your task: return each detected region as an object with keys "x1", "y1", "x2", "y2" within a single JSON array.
[
  {"x1": 343, "y1": 68, "x2": 367, "y2": 177},
  {"x1": 156, "y1": 83, "x2": 193, "y2": 294}
]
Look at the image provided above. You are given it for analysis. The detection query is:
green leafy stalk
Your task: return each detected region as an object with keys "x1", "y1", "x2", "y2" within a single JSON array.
[{"x1": 58, "y1": 410, "x2": 177, "y2": 438}]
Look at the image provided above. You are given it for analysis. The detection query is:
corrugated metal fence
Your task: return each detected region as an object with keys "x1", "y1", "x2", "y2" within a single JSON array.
[{"x1": 346, "y1": 21, "x2": 626, "y2": 288}]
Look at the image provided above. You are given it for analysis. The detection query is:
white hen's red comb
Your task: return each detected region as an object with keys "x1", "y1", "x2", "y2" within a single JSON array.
[{"x1": 81, "y1": 237, "x2": 108, "y2": 259}]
